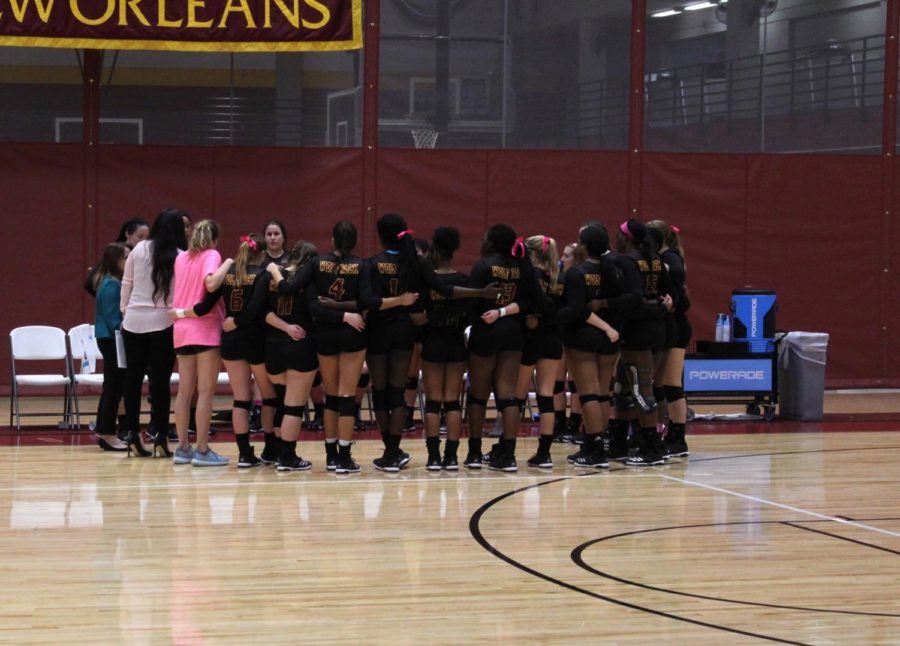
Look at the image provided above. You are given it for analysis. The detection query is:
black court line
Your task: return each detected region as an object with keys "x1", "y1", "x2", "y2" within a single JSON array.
[
  {"x1": 469, "y1": 479, "x2": 812, "y2": 645},
  {"x1": 570, "y1": 521, "x2": 900, "y2": 618},
  {"x1": 469, "y1": 446, "x2": 900, "y2": 643},
  {"x1": 781, "y1": 521, "x2": 900, "y2": 557}
]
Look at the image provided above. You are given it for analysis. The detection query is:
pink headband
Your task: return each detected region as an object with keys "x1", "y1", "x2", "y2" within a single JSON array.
[
  {"x1": 397, "y1": 228, "x2": 415, "y2": 240},
  {"x1": 541, "y1": 236, "x2": 551, "y2": 253},
  {"x1": 619, "y1": 221, "x2": 634, "y2": 240},
  {"x1": 511, "y1": 236, "x2": 526, "y2": 258},
  {"x1": 240, "y1": 235, "x2": 258, "y2": 250}
]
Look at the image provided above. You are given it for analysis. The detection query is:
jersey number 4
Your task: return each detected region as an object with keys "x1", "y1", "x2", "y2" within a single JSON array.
[{"x1": 329, "y1": 277, "x2": 346, "y2": 301}]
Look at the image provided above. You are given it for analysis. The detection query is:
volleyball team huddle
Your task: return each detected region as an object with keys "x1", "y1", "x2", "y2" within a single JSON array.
[{"x1": 99, "y1": 208, "x2": 690, "y2": 474}]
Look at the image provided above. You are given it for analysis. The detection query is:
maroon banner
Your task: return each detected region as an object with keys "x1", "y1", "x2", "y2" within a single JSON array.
[{"x1": 0, "y1": 0, "x2": 362, "y2": 51}]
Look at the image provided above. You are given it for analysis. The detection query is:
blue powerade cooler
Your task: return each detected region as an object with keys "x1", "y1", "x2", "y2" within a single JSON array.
[{"x1": 731, "y1": 289, "x2": 777, "y2": 353}]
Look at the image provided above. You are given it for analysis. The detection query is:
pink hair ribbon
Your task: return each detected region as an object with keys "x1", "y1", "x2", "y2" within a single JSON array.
[
  {"x1": 541, "y1": 236, "x2": 550, "y2": 253},
  {"x1": 397, "y1": 228, "x2": 415, "y2": 240},
  {"x1": 512, "y1": 236, "x2": 526, "y2": 257},
  {"x1": 619, "y1": 221, "x2": 634, "y2": 240},
  {"x1": 671, "y1": 224, "x2": 681, "y2": 234},
  {"x1": 240, "y1": 235, "x2": 257, "y2": 250}
]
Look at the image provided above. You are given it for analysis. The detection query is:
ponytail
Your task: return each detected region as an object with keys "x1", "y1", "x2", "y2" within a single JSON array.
[
  {"x1": 234, "y1": 233, "x2": 265, "y2": 285},
  {"x1": 525, "y1": 235, "x2": 559, "y2": 284}
]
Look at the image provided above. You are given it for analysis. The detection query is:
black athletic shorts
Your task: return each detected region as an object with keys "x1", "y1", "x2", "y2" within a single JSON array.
[
  {"x1": 265, "y1": 336, "x2": 318, "y2": 374},
  {"x1": 421, "y1": 327, "x2": 467, "y2": 363},
  {"x1": 467, "y1": 317, "x2": 524, "y2": 357},
  {"x1": 315, "y1": 322, "x2": 366, "y2": 356},
  {"x1": 367, "y1": 318, "x2": 416, "y2": 356},
  {"x1": 666, "y1": 314, "x2": 692, "y2": 350},
  {"x1": 563, "y1": 325, "x2": 620, "y2": 356},
  {"x1": 175, "y1": 344, "x2": 217, "y2": 356},
  {"x1": 221, "y1": 329, "x2": 265, "y2": 365},
  {"x1": 521, "y1": 329, "x2": 563, "y2": 366},
  {"x1": 621, "y1": 319, "x2": 666, "y2": 352}
]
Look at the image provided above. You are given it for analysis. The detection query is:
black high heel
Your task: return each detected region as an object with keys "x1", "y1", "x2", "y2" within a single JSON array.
[
  {"x1": 126, "y1": 430, "x2": 151, "y2": 458},
  {"x1": 153, "y1": 432, "x2": 172, "y2": 458}
]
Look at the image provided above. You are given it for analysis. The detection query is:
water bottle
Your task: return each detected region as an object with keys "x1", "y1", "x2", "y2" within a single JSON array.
[
  {"x1": 722, "y1": 315, "x2": 731, "y2": 343},
  {"x1": 715, "y1": 314, "x2": 724, "y2": 342}
]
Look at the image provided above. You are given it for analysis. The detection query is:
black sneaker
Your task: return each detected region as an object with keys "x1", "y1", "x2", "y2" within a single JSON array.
[
  {"x1": 237, "y1": 448, "x2": 262, "y2": 469},
  {"x1": 335, "y1": 456, "x2": 361, "y2": 474},
  {"x1": 326, "y1": 453, "x2": 338, "y2": 471},
  {"x1": 397, "y1": 450, "x2": 412, "y2": 468},
  {"x1": 463, "y1": 452, "x2": 482, "y2": 469},
  {"x1": 439, "y1": 412, "x2": 448, "y2": 434},
  {"x1": 663, "y1": 437, "x2": 689, "y2": 459},
  {"x1": 306, "y1": 416, "x2": 324, "y2": 431},
  {"x1": 488, "y1": 453, "x2": 518, "y2": 473},
  {"x1": 248, "y1": 406, "x2": 262, "y2": 433},
  {"x1": 526, "y1": 452, "x2": 553, "y2": 469},
  {"x1": 441, "y1": 455, "x2": 459, "y2": 471},
  {"x1": 212, "y1": 410, "x2": 232, "y2": 422},
  {"x1": 259, "y1": 447, "x2": 278, "y2": 465},
  {"x1": 403, "y1": 409, "x2": 416, "y2": 432},
  {"x1": 482, "y1": 443, "x2": 501, "y2": 466},
  {"x1": 373, "y1": 453, "x2": 401, "y2": 473},
  {"x1": 567, "y1": 448, "x2": 609, "y2": 469},
  {"x1": 606, "y1": 435, "x2": 630, "y2": 461},
  {"x1": 426, "y1": 455, "x2": 442, "y2": 471},
  {"x1": 624, "y1": 452, "x2": 666, "y2": 467},
  {"x1": 276, "y1": 455, "x2": 313, "y2": 471}
]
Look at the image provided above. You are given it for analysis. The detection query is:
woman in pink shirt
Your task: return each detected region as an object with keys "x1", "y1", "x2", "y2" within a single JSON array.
[{"x1": 171, "y1": 220, "x2": 232, "y2": 466}]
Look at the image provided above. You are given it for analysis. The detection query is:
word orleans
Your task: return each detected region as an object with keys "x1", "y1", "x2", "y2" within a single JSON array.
[{"x1": 0, "y1": 0, "x2": 333, "y2": 30}]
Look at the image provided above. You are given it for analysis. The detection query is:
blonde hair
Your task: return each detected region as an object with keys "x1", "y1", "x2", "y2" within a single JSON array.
[
  {"x1": 285, "y1": 240, "x2": 318, "y2": 274},
  {"x1": 189, "y1": 219, "x2": 219, "y2": 253},
  {"x1": 234, "y1": 233, "x2": 265, "y2": 286},
  {"x1": 646, "y1": 219, "x2": 685, "y2": 260},
  {"x1": 526, "y1": 235, "x2": 559, "y2": 284}
]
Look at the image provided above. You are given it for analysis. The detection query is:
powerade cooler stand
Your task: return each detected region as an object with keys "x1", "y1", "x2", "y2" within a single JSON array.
[{"x1": 683, "y1": 290, "x2": 780, "y2": 420}]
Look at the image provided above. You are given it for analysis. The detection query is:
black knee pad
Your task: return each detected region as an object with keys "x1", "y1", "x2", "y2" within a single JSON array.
[
  {"x1": 467, "y1": 391, "x2": 488, "y2": 408},
  {"x1": 425, "y1": 399, "x2": 442, "y2": 415},
  {"x1": 515, "y1": 398, "x2": 526, "y2": 412},
  {"x1": 553, "y1": 380, "x2": 566, "y2": 395},
  {"x1": 496, "y1": 397, "x2": 519, "y2": 412},
  {"x1": 232, "y1": 399, "x2": 252, "y2": 411},
  {"x1": 283, "y1": 405, "x2": 306, "y2": 418},
  {"x1": 357, "y1": 372, "x2": 370, "y2": 389},
  {"x1": 664, "y1": 385, "x2": 685, "y2": 402},
  {"x1": 261, "y1": 397, "x2": 279, "y2": 409},
  {"x1": 324, "y1": 394, "x2": 340, "y2": 413},
  {"x1": 536, "y1": 395, "x2": 555, "y2": 414},
  {"x1": 372, "y1": 388, "x2": 389, "y2": 412},
  {"x1": 567, "y1": 380, "x2": 578, "y2": 394},
  {"x1": 579, "y1": 393, "x2": 602, "y2": 406},
  {"x1": 273, "y1": 383, "x2": 286, "y2": 400},
  {"x1": 387, "y1": 386, "x2": 405, "y2": 410},
  {"x1": 339, "y1": 396, "x2": 356, "y2": 417},
  {"x1": 406, "y1": 376, "x2": 419, "y2": 391},
  {"x1": 653, "y1": 387, "x2": 666, "y2": 407},
  {"x1": 443, "y1": 400, "x2": 461, "y2": 413}
]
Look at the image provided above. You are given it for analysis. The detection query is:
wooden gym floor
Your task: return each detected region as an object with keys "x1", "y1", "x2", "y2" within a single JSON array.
[{"x1": 0, "y1": 392, "x2": 898, "y2": 645}]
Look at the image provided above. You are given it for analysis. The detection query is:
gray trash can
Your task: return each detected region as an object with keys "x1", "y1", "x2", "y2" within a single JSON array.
[{"x1": 777, "y1": 332, "x2": 829, "y2": 420}]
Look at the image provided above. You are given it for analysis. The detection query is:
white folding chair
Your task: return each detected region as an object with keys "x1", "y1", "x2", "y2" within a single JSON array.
[
  {"x1": 10, "y1": 326, "x2": 78, "y2": 430},
  {"x1": 68, "y1": 324, "x2": 105, "y2": 429}
]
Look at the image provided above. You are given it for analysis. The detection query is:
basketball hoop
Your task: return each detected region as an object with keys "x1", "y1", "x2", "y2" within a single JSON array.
[{"x1": 407, "y1": 112, "x2": 439, "y2": 149}]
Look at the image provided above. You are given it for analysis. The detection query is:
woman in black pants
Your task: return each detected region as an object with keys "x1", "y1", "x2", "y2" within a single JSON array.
[{"x1": 119, "y1": 208, "x2": 187, "y2": 457}]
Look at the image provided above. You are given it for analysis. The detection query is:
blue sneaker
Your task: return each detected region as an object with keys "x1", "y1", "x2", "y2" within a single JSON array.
[
  {"x1": 173, "y1": 446, "x2": 193, "y2": 465},
  {"x1": 191, "y1": 448, "x2": 229, "y2": 467}
]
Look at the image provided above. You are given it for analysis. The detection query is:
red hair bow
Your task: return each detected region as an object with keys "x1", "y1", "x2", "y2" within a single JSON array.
[
  {"x1": 541, "y1": 236, "x2": 551, "y2": 253},
  {"x1": 397, "y1": 228, "x2": 415, "y2": 240},
  {"x1": 240, "y1": 235, "x2": 257, "y2": 250},
  {"x1": 511, "y1": 236, "x2": 526, "y2": 258}
]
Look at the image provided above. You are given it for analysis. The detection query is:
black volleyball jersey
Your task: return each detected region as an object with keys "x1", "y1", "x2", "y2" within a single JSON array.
[
  {"x1": 366, "y1": 251, "x2": 455, "y2": 325},
  {"x1": 555, "y1": 258, "x2": 624, "y2": 331},
  {"x1": 193, "y1": 265, "x2": 267, "y2": 328},
  {"x1": 424, "y1": 271, "x2": 470, "y2": 331},
  {"x1": 266, "y1": 267, "x2": 315, "y2": 340},
  {"x1": 614, "y1": 251, "x2": 674, "y2": 321},
  {"x1": 661, "y1": 249, "x2": 690, "y2": 315},
  {"x1": 469, "y1": 255, "x2": 533, "y2": 318},
  {"x1": 277, "y1": 252, "x2": 374, "y2": 324},
  {"x1": 531, "y1": 268, "x2": 565, "y2": 332}
]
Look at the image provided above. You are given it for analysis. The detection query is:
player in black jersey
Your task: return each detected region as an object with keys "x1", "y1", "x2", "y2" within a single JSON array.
[
  {"x1": 553, "y1": 242, "x2": 583, "y2": 442},
  {"x1": 555, "y1": 225, "x2": 624, "y2": 468},
  {"x1": 262, "y1": 219, "x2": 288, "y2": 267},
  {"x1": 411, "y1": 227, "x2": 473, "y2": 470},
  {"x1": 514, "y1": 235, "x2": 565, "y2": 468},
  {"x1": 611, "y1": 219, "x2": 675, "y2": 467},
  {"x1": 365, "y1": 213, "x2": 498, "y2": 472},
  {"x1": 647, "y1": 220, "x2": 692, "y2": 459},
  {"x1": 465, "y1": 224, "x2": 543, "y2": 473},
  {"x1": 181, "y1": 233, "x2": 278, "y2": 468}
]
